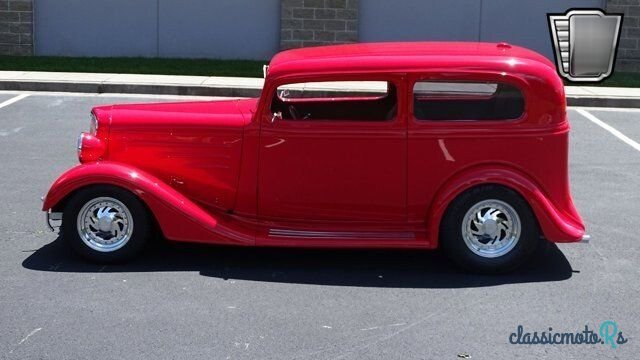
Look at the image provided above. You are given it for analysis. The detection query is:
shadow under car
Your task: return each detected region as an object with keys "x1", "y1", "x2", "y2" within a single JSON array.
[{"x1": 22, "y1": 236, "x2": 574, "y2": 289}]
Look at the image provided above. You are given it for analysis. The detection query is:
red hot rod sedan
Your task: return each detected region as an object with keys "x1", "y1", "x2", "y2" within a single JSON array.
[{"x1": 42, "y1": 42, "x2": 587, "y2": 273}]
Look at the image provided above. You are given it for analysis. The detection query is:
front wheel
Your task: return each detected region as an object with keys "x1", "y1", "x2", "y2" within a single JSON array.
[
  {"x1": 62, "y1": 185, "x2": 150, "y2": 263},
  {"x1": 440, "y1": 185, "x2": 540, "y2": 274}
]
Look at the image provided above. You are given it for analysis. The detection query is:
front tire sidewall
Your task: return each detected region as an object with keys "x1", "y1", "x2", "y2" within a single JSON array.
[
  {"x1": 62, "y1": 186, "x2": 150, "y2": 263},
  {"x1": 441, "y1": 185, "x2": 539, "y2": 274}
]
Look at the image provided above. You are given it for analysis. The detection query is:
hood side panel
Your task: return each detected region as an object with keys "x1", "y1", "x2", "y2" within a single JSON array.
[{"x1": 105, "y1": 101, "x2": 247, "y2": 212}]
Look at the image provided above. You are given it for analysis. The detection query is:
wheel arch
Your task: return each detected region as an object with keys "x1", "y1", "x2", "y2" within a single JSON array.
[
  {"x1": 43, "y1": 163, "x2": 166, "y2": 221},
  {"x1": 54, "y1": 183, "x2": 160, "y2": 238},
  {"x1": 43, "y1": 162, "x2": 255, "y2": 246},
  {"x1": 426, "y1": 163, "x2": 585, "y2": 247}
]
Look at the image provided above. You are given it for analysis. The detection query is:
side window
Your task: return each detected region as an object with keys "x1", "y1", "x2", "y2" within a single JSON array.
[
  {"x1": 271, "y1": 81, "x2": 397, "y2": 121},
  {"x1": 413, "y1": 81, "x2": 524, "y2": 121}
]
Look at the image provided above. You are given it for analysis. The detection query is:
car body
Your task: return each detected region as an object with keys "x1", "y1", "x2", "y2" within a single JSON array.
[{"x1": 42, "y1": 42, "x2": 587, "y2": 272}]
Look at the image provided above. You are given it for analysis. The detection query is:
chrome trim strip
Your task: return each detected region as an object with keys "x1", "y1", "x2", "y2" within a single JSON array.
[
  {"x1": 580, "y1": 234, "x2": 591, "y2": 243},
  {"x1": 269, "y1": 229, "x2": 415, "y2": 239}
]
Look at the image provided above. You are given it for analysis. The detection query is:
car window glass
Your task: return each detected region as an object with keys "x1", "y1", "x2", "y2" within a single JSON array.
[
  {"x1": 413, "y1": 81, "x2": 524, "y2": 121},
  {"x1": 271, "y1": 81, "x2": 397, "y2": 121}
]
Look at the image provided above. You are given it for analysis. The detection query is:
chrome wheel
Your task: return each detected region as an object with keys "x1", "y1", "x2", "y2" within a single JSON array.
[
  {"x1": 462, "y1": 199, "x2": 521, "y2": 258},
  {"x1": 76, "y1": 197, "x2": 133, "y2": 253}
]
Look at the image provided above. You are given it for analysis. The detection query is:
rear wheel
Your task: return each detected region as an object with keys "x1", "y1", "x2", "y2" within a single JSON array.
[
  {"x1": 62, "y1": 185, "x2": 150, "y2": 263},
  {"x1": 440, "y1": 185, "x2": 539, "y2": 274}
]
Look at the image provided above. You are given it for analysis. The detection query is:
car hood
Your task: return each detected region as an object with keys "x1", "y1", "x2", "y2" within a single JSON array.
[
  {"x1": 91, "y1": 97, "x2": 259, "y2": 212},
  {"x1": 96, "y1": 98, "x2": 258, "y2": 127}
]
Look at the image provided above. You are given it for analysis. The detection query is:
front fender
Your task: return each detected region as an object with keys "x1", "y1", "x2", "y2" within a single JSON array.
[
  {"x1": 43, "y1": 162, "x2": 254, "y2": 246},
  {"x1": 426, "y1": 165, "x2": 585, "y2": 246}
]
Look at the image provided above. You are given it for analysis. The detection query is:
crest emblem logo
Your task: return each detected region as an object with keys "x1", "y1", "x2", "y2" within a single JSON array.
[{"x1": 548, "y1": 9, "x2": 623, "y2": 82}]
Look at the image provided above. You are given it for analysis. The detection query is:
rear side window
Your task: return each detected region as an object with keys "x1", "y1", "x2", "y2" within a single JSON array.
[{"x1": 413, "y1": 81, "x2": 525, "y2": 121}]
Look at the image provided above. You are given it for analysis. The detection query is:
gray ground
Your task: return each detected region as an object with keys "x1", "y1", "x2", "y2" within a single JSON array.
[{"x1": 0, "y1": 92, "x2": 638, "y2": 360}]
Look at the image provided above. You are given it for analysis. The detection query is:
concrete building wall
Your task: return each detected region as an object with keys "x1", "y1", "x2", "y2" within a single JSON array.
[
  {"x1": 359, "y1": 0, "x2": 605, "y2": 60},
  {"x1": 1, "y1": 0, "x2": 638, "y2": 71},
  {"x1": 0, "y1": 0, "x2": 32, "y2": 55},
  {"x1": 158, "y1": 0, "x2": 280, "y2": 59},
  {"x1": 280, "y1": 0, "x2": 358, "y2": 50},
  {"x1": 33, "y1": 0, "x2": 279, "y2": 60},
  {"x1": 34, "y1": 0, "x2": 158, "y2": 58},
  {"x1": 360, "y1": 1, "x2": 482, "y2": 43},
  {"x1": 607, "y1": 0, "x2": 640, "y2": 70}
]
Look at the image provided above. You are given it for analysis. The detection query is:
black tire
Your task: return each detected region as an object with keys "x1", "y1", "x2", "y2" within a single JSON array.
[
  {"x1": 62, "y1": 185, "x2": 150, "y2": 263},
  {"x1": 440, "y1": 185, "x2": 540, "y2": 274}
]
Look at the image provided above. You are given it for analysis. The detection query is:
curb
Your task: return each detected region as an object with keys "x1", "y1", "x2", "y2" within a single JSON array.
[
  {"x1": 566, "y1": 96, "x2": 640, "y2": 108},
  {"x1": 0, "y1": 81, "x2": 263, "y2": 98},
  {"x1": 0, "y1": 80, "x2": 638, "y2": 108}
]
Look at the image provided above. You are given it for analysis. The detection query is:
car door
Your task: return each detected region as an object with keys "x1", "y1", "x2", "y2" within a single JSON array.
[{"x1": 258, "y1": 75, "x2": 407, "y2": 225}]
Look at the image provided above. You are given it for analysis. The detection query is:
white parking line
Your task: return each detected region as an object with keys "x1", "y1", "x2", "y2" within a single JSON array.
[
  {"x1": 0, "y1": 93, "x2": 29, "y2": 109},
  {"x1": 575, "y1": 108, "x2": 640, "y2": 152}
]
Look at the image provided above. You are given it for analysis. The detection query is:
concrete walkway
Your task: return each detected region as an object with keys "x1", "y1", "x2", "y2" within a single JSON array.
[
  {"x1": 0, "y1": 71, "x2": 264, "y2": 97},
  {"x1": 1, "y1": 70, "x2": 639, "y2": 107}
]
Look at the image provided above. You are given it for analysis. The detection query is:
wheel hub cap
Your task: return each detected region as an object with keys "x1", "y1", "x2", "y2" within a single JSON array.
[
  {"x1": 76, "y1": 197, "x2": 133, "y2": 253},
  {"x1": 462, "y1": 199, "x2": 521, "y2": 258},
  {"x1": 482, "y1": 218, "x2": 498, "y2": 235},
  {"x1": 97, "y1": 213, "x2": 116, "y2": 232}
]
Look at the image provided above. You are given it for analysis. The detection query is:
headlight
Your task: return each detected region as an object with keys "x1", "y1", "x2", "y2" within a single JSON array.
[
  {"x1": 77, "y1": 132, "x2": 83, "y2": 156},
  {"x1": 89, "y1": 112, "x2": 98, "y2": 135},
  {"x1": 77, "y1": 132, "x2": 105, "y2": 163}
]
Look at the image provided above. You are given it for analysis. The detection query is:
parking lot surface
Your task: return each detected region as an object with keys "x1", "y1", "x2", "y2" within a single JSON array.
[{"x1": 0, "y1": 91, "x2": 638, "y2": 359}]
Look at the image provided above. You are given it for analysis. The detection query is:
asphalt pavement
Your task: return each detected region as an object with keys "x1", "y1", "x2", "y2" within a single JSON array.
[{"x1": 0, "y1": 91, "x2": 638, "y2": 359}]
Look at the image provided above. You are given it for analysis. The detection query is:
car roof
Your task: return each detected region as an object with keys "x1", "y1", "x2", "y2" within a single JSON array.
[{"x1": 267, "y1": 41, "x2": 556, "y2": 79}]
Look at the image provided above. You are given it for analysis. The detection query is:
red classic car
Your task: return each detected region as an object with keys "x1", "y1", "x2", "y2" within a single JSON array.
[{"x1": 42, "y1": 42, "x2": 587, "y2": 273}]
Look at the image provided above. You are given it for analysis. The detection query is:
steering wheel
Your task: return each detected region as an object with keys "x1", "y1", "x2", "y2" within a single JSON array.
[
  {"x1": 288, "y1": 105, "x2": 311, "y2": 120},
  {"x1": 288, "y1": 105, "x2": 301, "y2": 120}
]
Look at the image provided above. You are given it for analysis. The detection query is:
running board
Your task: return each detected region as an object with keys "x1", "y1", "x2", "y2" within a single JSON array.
[{"x1": 268, "y1": 229, "x2": 416, "y2": 240}]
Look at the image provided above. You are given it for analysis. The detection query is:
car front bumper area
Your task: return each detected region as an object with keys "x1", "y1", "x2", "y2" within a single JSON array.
[
  {"x1": 45, "y1": 211, "x2": 63, "y2": 232},
  {"x1": 42, "y1": 196, "x2": 63, "y2": 232}
]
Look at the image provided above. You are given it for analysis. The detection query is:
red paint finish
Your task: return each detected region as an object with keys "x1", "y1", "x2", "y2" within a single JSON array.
[
  {"x1": 77, "y1": 133, "x2": 105, "y2": 163},
  {"x1": 43, "y1": 162, "x2": 254, "y2": 245},
  {"x1": 106, "y1": 99, "x2": 249, "y2": 213},
  {"x1": 43, "y1": 42, "x2": 585, "y2": 249},
  {"x1": 259, "y1": 74, "x2": 407, "y2": 223}
]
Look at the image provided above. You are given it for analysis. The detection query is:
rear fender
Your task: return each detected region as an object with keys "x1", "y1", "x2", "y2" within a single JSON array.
[
  {"x1": 42, "y1": 162, "x2": 254, "y2": 246},
  {"x1": 426, "y1": 165, "x2": 585, "y2": 246}
]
